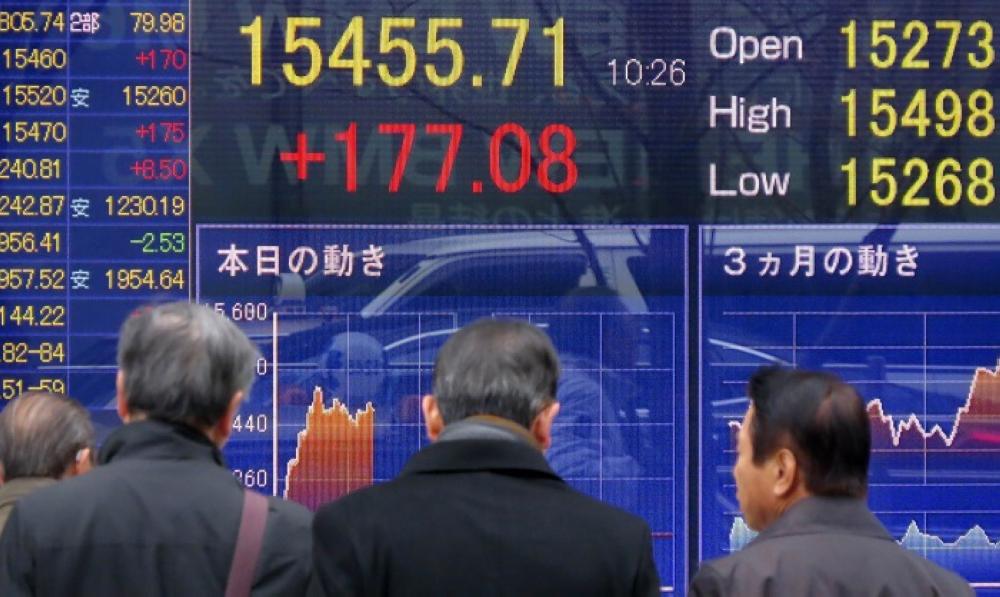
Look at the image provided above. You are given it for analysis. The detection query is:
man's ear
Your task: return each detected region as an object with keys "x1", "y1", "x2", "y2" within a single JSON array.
[
  {"x1": 115, "y1": 370, "x2": 130, "y2": 423},
  {"x1": 772, "y1": 447, "x2": 800, "y2": 498},
  {"x1": 64, "y1": 447, "x2": 93, "y2": 478},
  {"x1": 530, "y1": 401, "x2": 561, "y2": 450},
  {"x1": 211, "y1": 391, "x2": 244, "y2": 448},
  {"x1": 421, "y1": 395, "x2": 445, "y2": 441}
]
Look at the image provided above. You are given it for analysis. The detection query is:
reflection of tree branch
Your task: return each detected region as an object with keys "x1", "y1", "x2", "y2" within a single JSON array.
[
  {"x1": 395, "y1": 0, "x2": 632, "y2": 284},
  {"x1": 532, "y1": 0, "x2": 652, "y2": 150},
  {"x1": 690, "y1": 3, "x2": 829, "y2": 224},
  {"x1": 693, "y1": 7, "x2": 826, "y2": 100},
  {"x1": 733, "y1": 0, "x2": 817, "y2": 37},
  {"x1": 695, "y1": 6, "x2": 832, "y2": 224},
  {"x1": 388, "y1": 0, "x2": 419, "y2": 14},
  {"x1": 722, "y1": 127, "x2": 815, "y2": 223},
  {"x1": 527, "y1": 0, "x2": 636, "y2": 245},
  {"x1": 402, "y1": 83, "x2": 610, "y2": 287},
  {"x1": 694, "y1": 26, "x2": 826, "y2": 146}
]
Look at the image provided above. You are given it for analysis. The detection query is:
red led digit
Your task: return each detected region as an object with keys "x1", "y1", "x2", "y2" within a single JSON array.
[
  {"x1": 537, "y1": 123, "x2": 577, "y2": 193},
  {"x1": 489, "y1": 122, "x2": 531, "y2": 193},
  {"x1": 378, "y1": 123, "x2": 416, "y2": 193},
  {"x1": 426, "y1": 123, "x2": 463, "y2": 192}
]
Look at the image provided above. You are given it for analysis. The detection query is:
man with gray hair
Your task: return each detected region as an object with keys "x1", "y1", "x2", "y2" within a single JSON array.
[
  {"x1": 309, "y1": 318, "x2": 660, "y2": 596},
  {"x1": 0, "y1": 302, "x2": 311, "y2": 596},
  {"x1": 0, "y1": 391, "x2": 94, "y2": 534}
]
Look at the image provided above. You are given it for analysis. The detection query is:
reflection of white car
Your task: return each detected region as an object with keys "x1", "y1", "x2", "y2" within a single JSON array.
[
  {"x1": 274, "y1": 228, "x2": 671, "y2": 484},
  {"x1": 275, "y1": 228, "x2": 669, "y2": 388},
  {"x1": 363, "y1": 229, "x2": 652, "y2": 317},
  {"x1": 279, "y1": 229, "x2": 656, "y2": 317}
]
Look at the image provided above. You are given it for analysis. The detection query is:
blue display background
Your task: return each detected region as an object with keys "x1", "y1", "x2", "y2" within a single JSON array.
[
  {"x1": 701, "y1": 225, "x2": 1000, "y2": 594},
  {"x1": 3, "y1": 0, "x2": 998, "y2": 593},
  {"x1": 199, "y1": 224, "x2": 688, "y2": 591}
]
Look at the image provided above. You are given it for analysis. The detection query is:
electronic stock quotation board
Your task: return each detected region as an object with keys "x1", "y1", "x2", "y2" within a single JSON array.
[{"x1": 1, "y1": 0, "x2": 998, "y2": 593}]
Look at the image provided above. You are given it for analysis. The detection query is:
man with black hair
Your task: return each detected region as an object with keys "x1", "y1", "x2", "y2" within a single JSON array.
[
  {"x1": 0, "y1": 391, "x2": 93, "y2": 534},
  {"x1": 0, "y1": 302, "x2": 311, "y2": 596},
  {"x1": 690, "y1": 366, "x2": 972, "y2": 596},
  {"x1": 309, "y1": 318, "x2": 659, "y2": 596}
]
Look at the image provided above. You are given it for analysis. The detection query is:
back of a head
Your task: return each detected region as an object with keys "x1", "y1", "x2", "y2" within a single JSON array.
[
  {"x1": 433, "y1": 319, "x2": 560, "y2": 429},
  {"x1": 0, "y1": 392, "x2": 93, "y2": 480},
  {"x1": 117, "y1": 302, "x2": 260, "y2": 428},
  {"x1": 748, "y1": 366, "x2": 871, "y2": 498}
]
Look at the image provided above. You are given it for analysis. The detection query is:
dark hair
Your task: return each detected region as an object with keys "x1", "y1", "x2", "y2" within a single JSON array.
[
  {"x1": 0, "y1": 391, "x2": 93, "y2": 479},
  {"x1": 747, "y1": 366, "x2": 870, "y2": 498},
  {"x1": 117, "y1": 302, "x2": 260, "y2": 428},
  {"x1": 433, "y1": 319, "x2": 560, "y2": 429}
]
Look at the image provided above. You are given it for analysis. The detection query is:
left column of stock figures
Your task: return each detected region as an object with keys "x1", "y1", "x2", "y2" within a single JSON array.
[{"x1": 0, "y1": 3, "x2": 190, "y2": 434}]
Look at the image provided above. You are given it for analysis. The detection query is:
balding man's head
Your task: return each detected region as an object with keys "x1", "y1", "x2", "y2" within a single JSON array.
[{"x1": 0, "y1": 392, "x2": 94, "y2": 481}]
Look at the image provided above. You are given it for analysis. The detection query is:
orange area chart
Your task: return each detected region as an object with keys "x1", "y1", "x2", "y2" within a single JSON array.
[
  {"x1": 868, "y1": 363, "x2": 1000, "y2": 449},
  {"x1": 284, "y1": 387, "x2": 375, "y2": 511}
]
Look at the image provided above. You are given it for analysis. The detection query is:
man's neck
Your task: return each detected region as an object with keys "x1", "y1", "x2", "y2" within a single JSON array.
[{"x1": 768, "y1": 488, "x2": 813, "y2": 527}]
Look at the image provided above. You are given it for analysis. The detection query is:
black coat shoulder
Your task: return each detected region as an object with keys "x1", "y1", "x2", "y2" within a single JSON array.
[
  {"x1": 311, "y1": 454, "x2": 659, "y2": 597},
  {"x1": 0, "y1": 449, "x2": 313, "y2": 596},
  {"x1": 692, "y1": 532, "x2": 973, "y2": 597}
]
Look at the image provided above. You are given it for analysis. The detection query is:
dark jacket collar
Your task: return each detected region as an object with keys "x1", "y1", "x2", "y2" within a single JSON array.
[
  {"x1": 752, "y1": 496, "x2": 894, "y2": 545},
  {"x1": 401, "y1": 435, "x2": 562, "y2": 480},
  {"x1": 98, "y1": 419, "x2": 225, "y2": 467},
  {"x1": 437, "y1": 415, "x2": 541, "y2": 449}
]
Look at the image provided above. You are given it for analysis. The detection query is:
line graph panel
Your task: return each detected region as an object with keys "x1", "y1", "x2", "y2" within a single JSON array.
[
  {"x1": 700, "y1": 225, "x2": 1000, "y2": 591},
  {"x1": 270, "y1": 309, "x2": 683, "y2": 588},
  {"x1": 198, "y1": 224, "x2": 688, "y2": 592},
  {"x1": 717, "y1": 311, "x2": 1000, "y2": 487},
  {"x1": 728, "y1": 512, "x2": 1000, "y2": 590}
]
